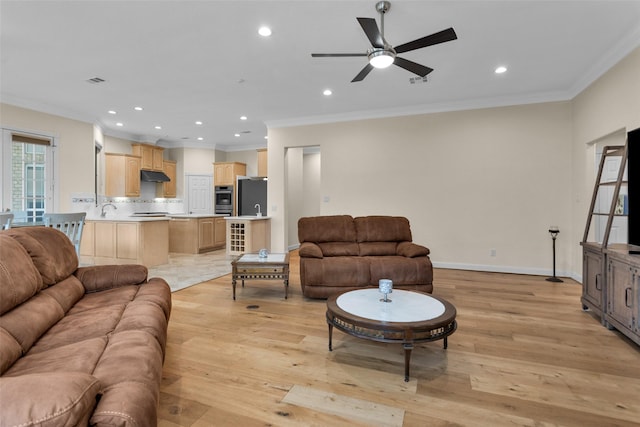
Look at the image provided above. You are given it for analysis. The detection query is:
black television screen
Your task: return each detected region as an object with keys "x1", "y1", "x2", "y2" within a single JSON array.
[{"x1": 627, "y1": 127, "x2": 640, "y2": 253}]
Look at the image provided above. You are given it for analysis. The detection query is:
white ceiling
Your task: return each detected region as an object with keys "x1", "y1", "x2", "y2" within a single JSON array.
[{"x1": 2, "y1": 0, "x2": 640, "y2": 151}]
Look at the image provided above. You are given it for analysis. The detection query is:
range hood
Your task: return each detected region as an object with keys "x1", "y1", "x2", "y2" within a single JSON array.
[{"x1": 140, "y1": 170, "x2": 170, "y2": 182}]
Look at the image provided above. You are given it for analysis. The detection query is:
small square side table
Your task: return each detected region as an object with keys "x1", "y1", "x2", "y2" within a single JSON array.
[{"x1": 231, "y1": 253, "x2": 290, "y2": 300}]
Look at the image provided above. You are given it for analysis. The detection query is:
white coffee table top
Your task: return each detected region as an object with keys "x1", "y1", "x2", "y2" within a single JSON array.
[{"x1": 336, "y1": 289, "x2": 445, "y2": 323}]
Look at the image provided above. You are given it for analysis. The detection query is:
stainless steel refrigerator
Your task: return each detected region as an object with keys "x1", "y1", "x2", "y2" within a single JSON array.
[{"x1": 237, "y1": 178, "x2": 267, "y2": 216}]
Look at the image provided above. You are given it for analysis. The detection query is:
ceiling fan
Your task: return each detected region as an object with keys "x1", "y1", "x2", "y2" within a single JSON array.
[{"x1": 311, "y1": 1, "x2": 457, "y2": 82}]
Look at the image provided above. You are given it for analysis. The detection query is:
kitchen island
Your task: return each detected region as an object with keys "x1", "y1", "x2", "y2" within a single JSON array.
[
  {"x1": 168, "y1": 214, "x2": 227, "y2": 254},
  {"x1": 225, "y1": 216, "x2": 271, "y2": 255},
  {"x1": 80, "y1": 217, "x2": 169, "y2": 267}
]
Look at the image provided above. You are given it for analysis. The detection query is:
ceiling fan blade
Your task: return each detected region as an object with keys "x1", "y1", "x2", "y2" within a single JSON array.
[
  {"x1": 311, "y1": 53, "x2": 368, "y2": 58},
  {"x1": 357, "y1": 17, "x2": 384, "y2": 48},
  {"x1": 394, "y1": 27, "x2": 457, "y2": 54},
  {"x1": 394, "y1": 57, "x2": 434, "y2": 77},
  {"x1": 351, "y1": 63, "x2": 374, "y2": 82}
]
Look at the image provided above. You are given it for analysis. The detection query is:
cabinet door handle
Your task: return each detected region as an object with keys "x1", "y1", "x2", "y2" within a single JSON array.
[
  {"x1": 595, "y1": 273, "x2": 602, "y2": 290},
  {"x1": 625, "y1": 287, "x2": 633, "y2": 308}
]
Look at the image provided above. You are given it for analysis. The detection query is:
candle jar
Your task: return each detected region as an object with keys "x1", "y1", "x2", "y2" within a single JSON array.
[{"x1": 379, "y1": 279, "x2": 393, "y2": 302}]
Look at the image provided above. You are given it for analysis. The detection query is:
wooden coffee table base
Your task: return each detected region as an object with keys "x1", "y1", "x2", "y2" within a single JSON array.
[{"x1": 326, "y1": 290, "x2": 457, "y2": 382}]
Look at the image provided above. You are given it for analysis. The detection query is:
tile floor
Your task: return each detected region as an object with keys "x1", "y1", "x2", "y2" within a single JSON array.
[{"x1": 148, "y1": 249, "x2": 234, "y2": 292}]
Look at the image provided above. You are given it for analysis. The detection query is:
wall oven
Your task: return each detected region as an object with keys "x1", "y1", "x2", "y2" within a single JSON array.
[{"x1": 214, "y1": 186, "x2": 233, "y2": 215}]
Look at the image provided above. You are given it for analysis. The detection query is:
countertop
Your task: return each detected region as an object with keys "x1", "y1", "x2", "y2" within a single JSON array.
[
  {"x1": 168, "y1": 214, "x2": 228, "y2": 219},
  {"x1": 224, "y1": 216, "x2": 270, "y2": 221},
  {"x1": 86, "y1": 216, "x2": 170, "y2": 222}
]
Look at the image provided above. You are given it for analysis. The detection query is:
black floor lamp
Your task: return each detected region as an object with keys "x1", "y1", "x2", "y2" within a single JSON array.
[{"x1": 546, "y1": 226, "x2": 563, "y2": 283}]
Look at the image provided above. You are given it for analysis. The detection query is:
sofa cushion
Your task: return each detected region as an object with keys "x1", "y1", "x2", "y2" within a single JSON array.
[
  {"x1": 300, "y1": 257, "x2": 371, "y2": 287},
  {"x1": 298, "y1": 215, "x2": 356, "y2": 243},
  {"x1": 367, "y1": 256, "x2": 433, "y2": 285},
  {"x1": 359, "y1": 241, "x2": 398, "y2": 256},
  {"x1": 0, "y1": 372, "x2": 101, "y2": 427},
  {"x1": 0, "y1": 234, "x2": 43, "y2": 315},
  {"x1": 0, "y1": 328, "x2": 22, "y2": 375},
  {"x1": 0, "y1": 292, "x2": 65, "y2": 356},
  {"x1": 318, "y1": 242, "x2": 360, "y2": 257},
  {"x1": 4, "y1": 227, "x2": 78, "y2": 287},
  {"x1": 30, "y1": 304, "x2": 125, "y2": 355},
  {"x1": 355, "y1": 216, "x2": 412, "y2": 242},
  {"x1": 4, "y1": 337, "x2": 108, "y2": 377}
]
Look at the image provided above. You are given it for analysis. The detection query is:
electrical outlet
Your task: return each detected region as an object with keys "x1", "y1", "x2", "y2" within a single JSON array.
[{"x1": 490, "y1": 248, "x2": 497, "y2": 257}]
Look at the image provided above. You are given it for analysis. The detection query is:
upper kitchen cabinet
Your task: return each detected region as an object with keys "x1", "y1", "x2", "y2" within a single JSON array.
[
  {"x1": 214, "y1": 162, "x2": 246, "y2": 186},
  {"x1": 105, "y1": 153, "x2": 141, "y2": 197},
  {"x1": 132, "y1": 143, "x2": 164, "y2": 171},
  {"x1": 158, "y1": 160, "x2": 177, "y2": 198},
  {"x1": 257, "y1": 149, "x2": 267, "y2": 177}
]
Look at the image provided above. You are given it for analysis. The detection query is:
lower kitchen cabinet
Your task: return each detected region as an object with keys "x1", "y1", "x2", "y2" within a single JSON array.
[
  {"x1": 214, "y1": 217, "x2": 226, "y2": 248},
  {"x1": 169, "y1": 216, "x2": 226, "y2": 254},
  {"x1": 81, "y1": 220, "x2": 169, "y2": 267},
  {"x1": 225, "y1": 217, "x2": 271, "y2": 256}
]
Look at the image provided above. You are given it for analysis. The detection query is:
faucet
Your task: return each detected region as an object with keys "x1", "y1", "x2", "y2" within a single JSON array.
[
  {"x1": 254, "y1": 203, "x2": 262, "y2": 217},
  {"x1": 101, "y1": 203, "x2": 117, "y2": 218}
]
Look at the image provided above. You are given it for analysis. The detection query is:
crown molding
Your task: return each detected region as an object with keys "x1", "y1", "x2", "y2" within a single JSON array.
[{"x1": 265, "y1": 90, "x2": 571, "y2": 129}]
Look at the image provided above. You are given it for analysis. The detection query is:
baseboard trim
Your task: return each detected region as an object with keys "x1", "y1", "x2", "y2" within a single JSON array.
[{"x1": 433, "y1": 261, "x2": 581, "y2": 284}]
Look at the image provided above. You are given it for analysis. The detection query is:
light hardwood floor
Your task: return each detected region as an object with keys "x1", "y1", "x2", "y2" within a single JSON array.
[{"x1": 159, "y1": 252, "x2": 640, "y2": 426}]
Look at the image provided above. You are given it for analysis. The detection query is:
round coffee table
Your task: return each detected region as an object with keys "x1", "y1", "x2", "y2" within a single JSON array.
[{"x1": 326, "y1": 288, "x2": 457, "y2": 381}]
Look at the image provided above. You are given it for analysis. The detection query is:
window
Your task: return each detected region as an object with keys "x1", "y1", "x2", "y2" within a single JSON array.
[{"x1": 1, "y1": 130, "x2": 55, "y2": 222}]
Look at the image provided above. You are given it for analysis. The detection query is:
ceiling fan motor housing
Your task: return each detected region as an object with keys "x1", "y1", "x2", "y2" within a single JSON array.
[{"x1": 376, "y1": 1, "x2": 391, "y2": 14}]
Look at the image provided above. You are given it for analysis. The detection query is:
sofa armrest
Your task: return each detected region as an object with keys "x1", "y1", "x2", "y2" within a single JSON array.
[
  {"x1": 0, "y1": 373, "x2": 101, "y2": 426},
  {"x1": 397, "y1": 241, "x2": 430, "y2": 257},
  {"x1": 75, "y1": 264, "x2": 148, "y2": 293},
  {"x1": 299, "y1": 242, "x2": 323, "y2": 258}
]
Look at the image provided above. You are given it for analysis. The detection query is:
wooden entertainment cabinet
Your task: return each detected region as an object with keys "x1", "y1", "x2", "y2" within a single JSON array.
[{"x1": 581, "y1": 140, "x2": 639, "y2": 346}]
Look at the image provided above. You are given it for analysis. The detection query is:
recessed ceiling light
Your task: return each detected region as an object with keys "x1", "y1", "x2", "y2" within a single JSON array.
[
  {"x1": 195, "y1": 121, "x2": 203, "y2": 125},
  {"x1": 197, "y1": 137, "x2": 203, "y2": 141},
  {"x1": 234, "y1": 133, "x2": 240, "y2": 137},
  {"x1": 108, "y1": 110, "x2": 116, "y2": 115},
  {"x1": 154, "y1": 126, "x2": 162, "y2": 130},
  {"x1": 323, "y1": 89, "x2": 332, "y2": 96},
  {"x1": 264, "y1": 136, "x2": 268, "y2": 140},
  {"x1": 495, "y1": 66, "x2": 507, "y2": 74},
  {"x1": 116, "y1": 122, "x2": 124, "y2": 127},
  {"x1": 258, "y1": 26, "x2": 272, "y2": 37},
  {"x1": 240, "y1": 116, "x2": 247, "y2": 120},
  {"x1": 134, "y1": 106, "x2": 143, "y2": 111}
]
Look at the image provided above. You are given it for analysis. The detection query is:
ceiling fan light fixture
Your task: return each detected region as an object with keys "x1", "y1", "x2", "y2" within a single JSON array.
[{"x1": 369, "y1": 49, "x2": 395, "y2": 69}]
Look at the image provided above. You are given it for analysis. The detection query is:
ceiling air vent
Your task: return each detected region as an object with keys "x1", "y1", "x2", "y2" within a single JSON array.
[
  {"x1": 86, "y1": 77, "x2": 106, "y2": 84},
  {"x1": 409, "y1": 76, "x2": 429, "y2": 85}
]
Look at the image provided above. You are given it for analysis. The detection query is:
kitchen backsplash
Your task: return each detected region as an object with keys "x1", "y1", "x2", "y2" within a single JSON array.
[{"x1": 70, "y1": 182, "x2": 186, "y2": 218}]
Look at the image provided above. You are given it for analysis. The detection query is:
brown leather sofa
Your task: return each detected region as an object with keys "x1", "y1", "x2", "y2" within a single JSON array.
[
  {"x1": 0, "y1": 226, "x2": 171, "y2": 427},
  {"x1": 298, "y1": 215, "x2": 433, "y2": 298}
]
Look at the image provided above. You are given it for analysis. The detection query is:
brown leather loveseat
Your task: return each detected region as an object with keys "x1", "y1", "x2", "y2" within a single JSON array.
[
  {"x1": 0, "y1": 226, "x2": 171, "y2": 426},
  {"x1": 297, "y1": 215, "x2": 433, "y2": 298}
]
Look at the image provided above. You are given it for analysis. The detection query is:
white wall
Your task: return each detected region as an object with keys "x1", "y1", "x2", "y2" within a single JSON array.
[
  {"x1": 286, "y1": 147, "x2": 304, "y2": 249},
  {"x1": 0, "y1": 103, "x2": 94, "y2": 212},
  {"x1": 302, "y1": 151, "x2": 321, "y2": 219},
  {"x1": 270, "y1": 102, "x2": 574, "y2": 277},
  {"x1": 571, "y1": 46, "x2": 640, "y2": 278}
]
